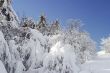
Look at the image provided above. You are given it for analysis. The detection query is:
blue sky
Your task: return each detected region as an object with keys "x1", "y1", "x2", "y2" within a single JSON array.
[{"x1": 12, "y1": 0, "x2": 110, "y2": 48}]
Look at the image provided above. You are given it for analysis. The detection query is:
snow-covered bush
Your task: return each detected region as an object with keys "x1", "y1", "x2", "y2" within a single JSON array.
[
  {"x1": 100, "y1": 36, "x2": 110, "y2": 53},
  {"x1": 42, "y1": 42, "x2": 80, "y2": 73}
]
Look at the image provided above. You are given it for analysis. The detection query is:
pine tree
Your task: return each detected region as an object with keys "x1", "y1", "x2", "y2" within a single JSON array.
[
  {"x1": 49, "y1": 20, "x2": 61, "y2": 35},
  {"x1": 36, "y1": 15, "x2": 49, "y2": 35},
  {"x1": 21, "y1": 17, "x2": 36, "y2": 29}
]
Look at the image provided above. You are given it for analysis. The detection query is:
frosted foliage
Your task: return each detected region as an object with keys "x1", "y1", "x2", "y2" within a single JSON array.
[
  {"x1": 64, "y1": 20, "x2": 96, "y2": 64},
  {"x1": 0, "y1": 0, "x2": 18, "y2": 28},
  {"x1": 0, "y1": 0, "x2": 96, "y2": 73},
  {"x1": 0, "y1": 23, "x2": 96, "y2": 73},
  {"x1": 101, "y1": 36, "x2": 110, "y2": 53},
  {"x1": 0, "y1": 31, "x2": 11, "y2": 73},
  {"x1": 49, "y1": 29, "x2": 96, "y2": 64},
  {"x1": 42, "y1": 42, "x2": 80, "y2": 73},
  {"x1": 0, "y1": 31, "x2": 11, "y2": 62},
  {"x1": 23, "y1": 29, "x2": 47, "y2": 69}
]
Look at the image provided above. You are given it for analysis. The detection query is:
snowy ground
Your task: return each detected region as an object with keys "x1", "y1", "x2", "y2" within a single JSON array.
[{"x1": 80, "y1": 50, "x2": 110, "y2": 73}]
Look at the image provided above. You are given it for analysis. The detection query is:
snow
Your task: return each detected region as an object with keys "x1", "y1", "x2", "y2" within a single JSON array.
[
  {"x1": 0, "y1": 0, "x2": 19, "y2": 28},
  {"x1": 97, "y1": 50, "x2": 106, "y2": 56},
  {"x1": 80, "y1": 50, "x2": 110, "y2": 73},
  {"x1": 0, "y1": 0, "x2": 109, "y2": 73},
  {"x1": 42, "y1": 42, "x2": 80, "y2": 73},
  {"x1": 0, "y1": 60, "x2": 7, "y2": 73},
  {"x1": 0, "y1": 31, "x2": 11, "y2": 61},
  {"x1": 15, "y1": 61, "x2": 25, "y2": 73}
]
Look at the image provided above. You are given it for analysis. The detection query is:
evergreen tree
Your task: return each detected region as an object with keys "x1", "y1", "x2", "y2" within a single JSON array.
[
  {"x1": 49, "y1": 20, "x2": 61, "y2": 35},
  {"x1": 21, "y1": 17, "x2": 36, "y2": 29},
  {"x1": 36, "y1": 15, "x2": 49, "y2": 35}
]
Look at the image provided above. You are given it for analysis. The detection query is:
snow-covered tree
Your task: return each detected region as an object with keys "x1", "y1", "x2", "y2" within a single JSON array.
[
  {"x1": 50, "y1": 19, "x2": 96, "y2": 64},
  {"x1": 36, "y1": 15, "x2": 50, "y2": 35},
  {"x1": 0, "y1": 0, "x2": 20, "y2": 41},
  {"x1": 49, "y1": 20, "x2": 61, "y2": 35},
  {"x1": 100, "y1": 35, "x2": 110, "y2": 53},
  {"x1": 21, "y1": 17, "x2": 36, "y2": 29},
  {"x1": 65, "y1": 19, "x2": 96, "y2": 63},
  {"x1": 0, "y1": 31, "x2": 11, "y2": 73},
  {"x1": 0, "y1": 0, "x2": 96, "y2": 73},
  {"x1": 0, "y1": 0, "x2": 19, "y2": 27}
]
